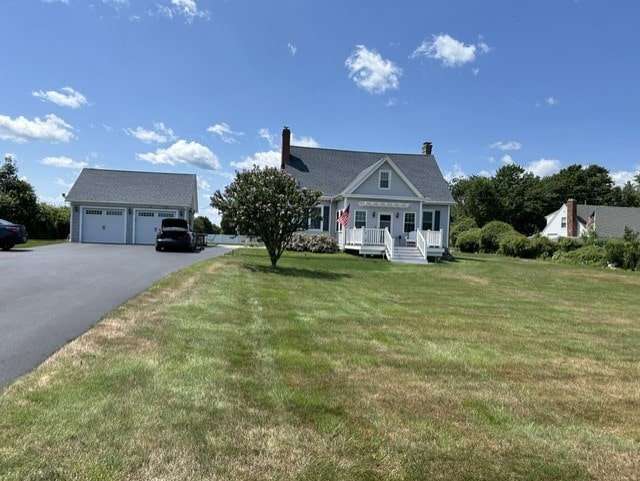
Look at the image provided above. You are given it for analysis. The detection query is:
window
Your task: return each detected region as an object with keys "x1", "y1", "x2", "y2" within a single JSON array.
[
  {"x1": 354, "y1": 210, "x2": 367, "y2": 229},
  {"x1": 379, "y1": 170, "x2": 390, "y2": 190},
  {"x1": 106, "y1": 210, "x2": 123, "y2": 216},
  {"x1": 86, "y1": 209, "x2": 102, "y2": 215},
  {"x1": 138, "y1": 211, "x2": 154, "y2": 217},
  {"x1": 404, "y1": 212, "x2": 416, "y2": 233},
  {"x1": 309, "y1": 207, "x2": 322, "y2": 230},
  {"x1": 422, "y1": 211, "x2": 434, "y2": 231},
  {"x1": 561, "y1": 216, "x2": 567, "y2": 228}
]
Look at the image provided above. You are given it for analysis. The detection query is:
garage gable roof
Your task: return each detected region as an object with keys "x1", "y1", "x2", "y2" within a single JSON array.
[{"x1": 65, "y1": 169, "x2": 198, "y2": 211}]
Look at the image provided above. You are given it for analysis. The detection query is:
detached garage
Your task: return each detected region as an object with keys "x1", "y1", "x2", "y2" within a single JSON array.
[{"x1": 65, "y1": 169, "x2": 198, "y2": 245}]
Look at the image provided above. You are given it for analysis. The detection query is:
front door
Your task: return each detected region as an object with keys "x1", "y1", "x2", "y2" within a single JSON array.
[{"x1": 378, "y1": 214, "x2": 392, "y2": 231}]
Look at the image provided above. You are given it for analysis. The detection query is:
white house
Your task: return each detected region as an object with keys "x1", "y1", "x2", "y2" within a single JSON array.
[
  {"x1": 541, "y1": 198, "x2": 640, "y2": 240},
  {"x1": 281, "y1": 128, "x2": 454, "y2": 262}
]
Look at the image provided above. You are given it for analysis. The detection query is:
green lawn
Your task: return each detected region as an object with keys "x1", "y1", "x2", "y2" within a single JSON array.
[{"x1": 1, "y1": 250, "x2": 639, "y2": 480}]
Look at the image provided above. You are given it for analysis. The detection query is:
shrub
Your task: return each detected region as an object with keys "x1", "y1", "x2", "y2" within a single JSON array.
[
  {"x1": 499, "y1": 232, "x2": 537, "y2": 258},
  {"x1": 552, "y1": 245, "x2": 608, "y2": 268},
  {"x1": 531, "y1": 236, "x2": 557, "y2": 259},
  {"x1": 287, "y1": 234, "x2": 338, "y2": 253},
  {"x1": 479, "y1": 221, "x2": 515, "y2": 254},
  {"x1": 450, "y1": 216, "x2": 478, "y2": 247},
  {"x1": 556, "y1": 237, "x2": 583, "y2": 253},
  {"x1": 456, "y1": 228, "x2": 481, "y2": 253},
  {"x1": 605, "y1": 239, "x2": 625, "y2": 267}
]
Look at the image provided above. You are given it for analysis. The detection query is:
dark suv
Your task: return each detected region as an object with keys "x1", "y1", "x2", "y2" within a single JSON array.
[
  {"x1": 155, "y1": 218, "x2": 197, "y2": 252},
  {"x1": 0, "y1": 218, "x2": 28, "y2": 251}
]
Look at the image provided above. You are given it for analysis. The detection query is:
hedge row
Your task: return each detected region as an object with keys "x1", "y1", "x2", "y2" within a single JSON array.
[{"x1": 455, "y1": 221, "x2": 640, "y2": 271}]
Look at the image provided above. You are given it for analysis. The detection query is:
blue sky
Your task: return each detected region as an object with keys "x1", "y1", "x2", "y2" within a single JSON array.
[{"x1": 2, "y1": 0, "x2": 639, "y2": 223}]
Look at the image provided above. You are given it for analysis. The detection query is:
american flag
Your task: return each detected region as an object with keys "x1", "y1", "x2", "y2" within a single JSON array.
[
  {"x1": 337, "y1": 204, "x2": 350, "y2": 227},
  {"x1": 586, "y1": 210, "x2": 596, "y2": 228}
]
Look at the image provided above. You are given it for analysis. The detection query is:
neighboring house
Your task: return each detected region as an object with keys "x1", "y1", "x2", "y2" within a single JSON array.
[
  {"x1": 65, "y1": 168, "x2": 198, "y2": 245},
  {"x1": 541, "y1": 198, "x2": 640, "y2": 240},
  {"x1": 281, "y1": 127, "x2": 455, "y2": 262}
]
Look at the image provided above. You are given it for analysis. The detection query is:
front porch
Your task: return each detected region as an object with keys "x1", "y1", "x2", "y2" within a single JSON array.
[{"x1": 341, "y1": 228, "x2": 445, "y2": 263}]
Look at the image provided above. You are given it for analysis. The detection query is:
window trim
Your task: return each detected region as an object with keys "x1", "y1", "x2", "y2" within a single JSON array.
[
  {"x1": 403, "y1": 212, "x2": 416, "y2": 233},
  {"x1": 378, "y1": 170, "x2": 391, "y2": 190},
  {"x1": 308, "y1": 206, "x2": 322, "y2": 231},
  {"x1": 422, "y1": 210, "x2": 434, "y2": 231},
  {"x1": 354, "y1": 210, "x2": 367, "y2": 229}
]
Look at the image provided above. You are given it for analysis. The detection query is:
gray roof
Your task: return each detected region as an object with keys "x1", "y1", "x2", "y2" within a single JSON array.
[
  {"x1": 65, "y1": 169, "x2": 198, "y2": 211},
  {"x1": 577, "y1": 204, "x2": 640, "y2": 238},
  {"x1": 285, "y1": 145, "x2": 454, "y2": 203}
]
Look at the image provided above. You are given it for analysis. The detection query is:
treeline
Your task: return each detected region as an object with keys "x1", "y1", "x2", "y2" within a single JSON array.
[
  {"x1": 1, "y1": 156, "x2": 70, "y2": 239},
  {"x1": 451, "y1": 163, "x2": 640, "y2": 236}
]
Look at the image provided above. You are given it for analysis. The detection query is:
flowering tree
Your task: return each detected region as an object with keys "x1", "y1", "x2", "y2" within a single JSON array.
[{"x1": 211, "y1": 166, "x2": 321, "y2": 267}]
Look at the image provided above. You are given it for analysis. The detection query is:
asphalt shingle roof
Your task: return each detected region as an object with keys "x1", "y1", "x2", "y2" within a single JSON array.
[
  {"x1": 65, "y1": 169, "x2": 198, "y2": 210},
  {"x1": 577, "y1": 204, "x2": 640, "y2": 238},
  {"x1": 285, "y1": 145, "x2": 454, "y2": 203}
]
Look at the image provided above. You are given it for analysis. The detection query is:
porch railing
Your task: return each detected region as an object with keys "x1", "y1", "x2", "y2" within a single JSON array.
[
  {"x1": 384, "y1": 229, "x2": 394, "y2": 260},
  {"x1": 345, "y1": 227, "x2": 386, "y2": 247},
  {"x1": 417, "y1": 229, "x2": 443, "y2": 260},
  {"x1": 344, "y1": 227, "x2": 443, "y2": 260}
]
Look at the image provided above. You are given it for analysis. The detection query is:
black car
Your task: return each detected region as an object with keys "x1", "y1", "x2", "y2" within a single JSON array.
[
  {"x1": 0, "y1": 218, "x2": 28, "y2": 250},
  {"x1": 155, "y1": 218, "x2": 197, "y2": 252}
]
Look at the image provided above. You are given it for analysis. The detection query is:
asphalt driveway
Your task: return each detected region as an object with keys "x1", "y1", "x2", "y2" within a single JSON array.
[{"x1": 0, "y1": 242, "x2": 235, "y2": 389}]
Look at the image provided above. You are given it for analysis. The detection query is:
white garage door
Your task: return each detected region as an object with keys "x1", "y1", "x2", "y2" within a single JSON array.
[
  {"x1": 81, "y1": 208, "x2": 126, "y2": 244},
  {"x1": 134, "y1": 210, "x2": 177, "y2": 245}
]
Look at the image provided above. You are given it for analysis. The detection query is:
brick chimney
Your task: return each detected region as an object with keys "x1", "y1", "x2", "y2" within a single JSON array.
[
  {"x1": 567, "y1": 198, "x2": 577, "y2": 237},
  {"x1": 281, "y1": 126, "x2": 291, "y2": 169},
  {"x1": 422, "y1": 141, "x2": 433, "y2": 155}
]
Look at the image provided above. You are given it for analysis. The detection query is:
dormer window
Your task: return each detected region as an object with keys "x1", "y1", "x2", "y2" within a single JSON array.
[{"x1": 379, "y1": 170, "x2": 391, "y2": 190}]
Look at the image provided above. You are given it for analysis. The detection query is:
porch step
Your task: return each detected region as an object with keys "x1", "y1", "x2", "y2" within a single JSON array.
[{"x1": 391, "y1": 247, "x2": 429, "y2": 264}]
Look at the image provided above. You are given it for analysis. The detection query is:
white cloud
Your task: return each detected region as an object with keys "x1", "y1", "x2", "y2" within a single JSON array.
[
  {"x1": 526, "y1": 158, "x2": 562, "y2": 177},
  {"x1": 197, "y1": 176, "x2": 210, "y2": 191},
  {"x1": 42, "y1": 0, "x2": 69, "y2": 4},
  {"x1": 136, "y1": 140, "x2": 220, "y2": 170},
  {"x1": 443, "y1": 164, "x2": 467, "y2": 182},
  {"x1": 611, "y1": 169, "x2": 640, "y2": 187},
  {"x1": 502, "y1": 154, "x2": 515, "y2": 165},
  {"x1": 40, "y1": 156, "x2": 88, "y2": 169},
  {"x1": 157, "y1": 0, "x2": 210, "y2": 23},
  {"x1": 345, "y1": 45, "x2": 402, "y2": 94},
  {"x1": 490, "y1": 141, "x2": 522, "y2": 151},
  {"x1": 0, "y1": 114, "x2": 75, "y2": 143},
  {"x1": 33, "y1": 87, "x2": 90, "y2": 109},
  {"x1": 287, "y1": 43, "x2": 297, "y2": 56},
  {"x1": 546, "y1": 96, "x2": 558, "y2": 106},
  {"x1": 125, "y1": 122, "x2": 176, "y2": 144},
  {"x1": 291, "y1": 133, "x2": 319, "y2": 148},
  {"x1": 259, "y1": 128, "x2": 277, "y2": 148},
  {"x1": 231, "y1": 150, "x2": 281, "y2": 170},
  {"x1": 412, "y1": 34, "x2": 481, "y2": 67},
  {"x1": 207, "y1": 122, "x2": 245, "y2": 143},
  {"x1": 229, "y1": 131, "x2": 320, "y2": 170}
]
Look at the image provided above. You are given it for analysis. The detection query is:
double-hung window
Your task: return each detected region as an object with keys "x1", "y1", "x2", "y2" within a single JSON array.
[
  {"x1": 354, "y1": 210, "x2": 367, "y2": 229},
  {"x1": 309, "y1": 207, "x2": 322, "y2": 230},
  {"x1": 404, "y1": 212, "x2": 416, "y2": 233},
  {"x1": 422, "y1": 210, "x2": 434, "y2": 231},
  {"x1": 378, "y1": 170, "x2": 390, "y2": 190}
]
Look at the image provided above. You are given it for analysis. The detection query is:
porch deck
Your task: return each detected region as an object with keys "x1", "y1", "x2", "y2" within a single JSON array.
[{"x1": 342, "y1": 228, "x2": 445, "y2": 263}]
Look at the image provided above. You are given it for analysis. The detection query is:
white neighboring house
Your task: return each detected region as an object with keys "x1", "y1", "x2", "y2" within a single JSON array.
[
  {"x1": 281, "y1": 127, "x2": 455, "y2": 263},
  {"x1": 541, "y1": 198, "x2": 640, "y2": 240},
  {"x1": 65, "y1": 169, "x2": 198, "y2": 245}
]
